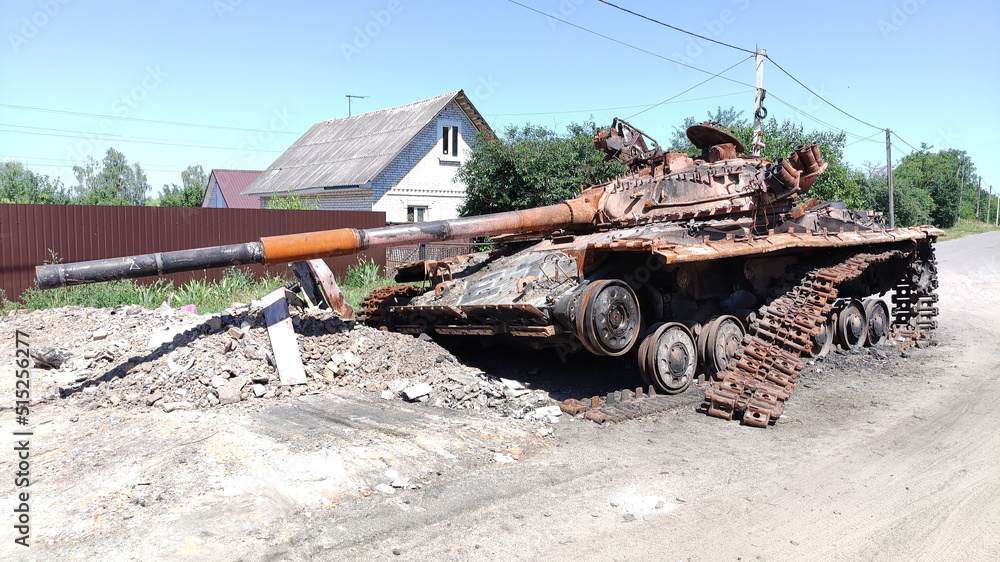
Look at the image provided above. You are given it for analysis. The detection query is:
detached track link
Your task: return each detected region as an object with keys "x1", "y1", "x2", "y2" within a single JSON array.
[
  {"x1": 560, "y1": 386, "x2": 676, "y2": 423},
  {"x1": 705, "y1": 248, "x2": 915, "y2": 427}
]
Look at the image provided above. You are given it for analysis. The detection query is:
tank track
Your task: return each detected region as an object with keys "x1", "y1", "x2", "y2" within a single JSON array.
[
  {"x1": 562, "y1": 243, "x2": 939, "y2": 427},
  {"x1": 891, "y1": 242, "x2": 940, "y2": 331},
  {"x1": 359, "y1": 285, "x2": 427, "y2": 327}
]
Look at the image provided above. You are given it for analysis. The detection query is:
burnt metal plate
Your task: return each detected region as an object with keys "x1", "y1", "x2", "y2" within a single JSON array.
[{"x1": 686, "y1": 123, "x2": 745, "y2": 153}]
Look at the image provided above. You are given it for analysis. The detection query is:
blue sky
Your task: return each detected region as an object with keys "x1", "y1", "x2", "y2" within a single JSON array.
[{"x1": 2, "y1": 0, "x2": 998, "y2": 197}]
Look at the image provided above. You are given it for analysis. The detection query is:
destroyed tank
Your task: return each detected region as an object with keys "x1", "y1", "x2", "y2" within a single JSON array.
[{"x1": 36, "y1": 119, "x2": 943, "y2": 427}]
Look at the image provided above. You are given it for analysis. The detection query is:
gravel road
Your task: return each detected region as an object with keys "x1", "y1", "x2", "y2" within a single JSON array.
[{"x1": 2, "y1": 232, "x2": 997, "y2": 561}]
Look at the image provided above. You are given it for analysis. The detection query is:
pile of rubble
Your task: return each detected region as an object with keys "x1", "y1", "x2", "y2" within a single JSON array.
[{"x1": 7, "y1": 300, "x2": 562, "y2": 424}]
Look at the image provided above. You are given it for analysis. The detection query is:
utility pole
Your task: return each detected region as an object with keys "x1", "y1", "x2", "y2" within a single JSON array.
[
  {"x1": 345, "y1": 94, "x2": 369, "y2": 117},
  {"x1": 886, "y1": 128, "x2": 895, "y2": 228},
  {"x1": 955, "y1": 158, "x2": 965, "y2": 226},
  {"x1": 752, "y1": 48, "x2": 767, "y2": 157},
  {"x1": 995, "y1": 190, "x2": 999, "y2": 226},
  {"x1": 988, "y1": 185, "x2": 994, "y2": 225},
  {"x1": 976, "y1": 177, "x2": 982, "y2": 220}
]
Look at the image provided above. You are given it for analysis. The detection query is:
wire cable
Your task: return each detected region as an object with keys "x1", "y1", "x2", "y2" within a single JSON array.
[
  {"x1": 503, "y1": 0, "x2": 754, "y2": 88},
  {"x1": 891, "y1": 131, "x2": 920, "y2": 152},
  {"x1": 487, "y1": 90, "x2": 752, "y2": 117},
  {"x1": 0, "y1": 103, "x2": 301, "y2": 135},
  {"x1": 0, "y1": 123, "x2": 269, "y2": 151},
  {"x1": 844, "y1": 131, "x2": 884, "y2": 148},
  {"x1": 767, "y1": 94, "x2": 871, "y2": 141},
  {"x1": 764, "y1": 56, "x2": 883, "y2": 131},
  {"x1": 0, "y1": 127, "x2": 282, "y2": 152},
  {"x1": 596, "y1": 0, "x2": 756, "y2": 54},
  {"x1": 627, "y1": 55, "x2": 753, "y2": 119}
]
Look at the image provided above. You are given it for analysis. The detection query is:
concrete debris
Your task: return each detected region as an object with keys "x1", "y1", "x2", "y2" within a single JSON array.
[
  {"x1": 167, "y1": 355, "x2": 195, "y2": 374},
  {"x1": 31, "y1": 347, "x2": 72, "y2": 369},
  {"x1": 493, "y1": 453, "x2": 515, "y2": 464},
  {"x1": 6, "y1": 302, "x2": 566, "y2": 427},
  {"x1": 218, "y1": 375, "x2": 248, "y2": 405},
  {"x1": 374, "y1": 484, "x2": 395, "y2": 495},
  {"x1": 162, "y1": 401, "x2": 192, "y2": 413},
  {"x1": 402, "y1": 383, "x2": 432, "y2": 401}
]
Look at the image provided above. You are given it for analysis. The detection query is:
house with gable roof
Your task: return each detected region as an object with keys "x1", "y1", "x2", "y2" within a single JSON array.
[
  {"x1": 201, "y1": 169, "x2": 263, "y2": 208},
  {"x1": 240, "y1": 90, "x2": 491, "y2": 223}
]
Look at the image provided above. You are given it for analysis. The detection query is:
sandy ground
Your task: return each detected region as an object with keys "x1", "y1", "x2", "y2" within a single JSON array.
[{"x1": 1, "y1": 232, "x2": 998, "y2": 561}]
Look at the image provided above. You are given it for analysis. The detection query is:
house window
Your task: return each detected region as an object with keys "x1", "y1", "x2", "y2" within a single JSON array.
[
  {"x1": 441, "y1": 126, "x2": 459, "y2": 157},
  {"x1": 407, "y1": 206, "x2": 427, "y2": 222}
]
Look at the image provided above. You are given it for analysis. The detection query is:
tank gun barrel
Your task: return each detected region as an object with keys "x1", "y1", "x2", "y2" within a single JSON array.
[{"x1": 35, "y1": 198, "x2": 598, "y2": 289}]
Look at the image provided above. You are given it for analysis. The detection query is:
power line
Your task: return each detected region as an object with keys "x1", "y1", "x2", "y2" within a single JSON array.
[
  {"x1": 627, "y1": 56, "x2": 753, "y2": 119},
  {"x1": 487, "y1": 90, "x2": 752, "y2": 117},
  {"x1": 0, "y1": 103, "x2": 302, "y2": 135},
  {"x1": 14, "y1": 161, "x2": 186, "y2": 173},
  {"x1": 0, "y1": 126, "x2": 283, "y2": 153},
  {"x1": 503, "y1": 0, "x2": 754, "y2": 88},
  {"x1": 892, "y1": 131, "x2": 920, "y2": 152},
  {"x1": 767, "y1": 94, "x2": 871, "y2": 141},
  {"x1": 764, "y1": 56, "x2": 884, "y2": 131},
  {"x1": 1, "y1": 122, "x2": 271, "y2": 151},
  {"x1": 596, "y1": 0, "x2": 756, "y2": 54},
  {"x1": 844, "y1": 131, "x2": 884, "y2": 147}
]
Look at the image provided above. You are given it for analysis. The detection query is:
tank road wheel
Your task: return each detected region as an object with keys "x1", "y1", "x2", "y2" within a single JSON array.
[
  {"x1": 808, "y1": 316, "x2": 835, "y2": 358},
  {"x1": 577, "y1": 280, "x2": 642, "y2": 357},
  {"x1": 701, "y1": 315, "x2": 745, "y2": 381},
  {"x1": 636, "y1": 322, "x2": 664, "y2": 387},
  {"x1": 835, "y1": 299, "x2": 868, "y2": 351},
  {"x1": 864, "y1": 299, "x2": 890, "y2": 347},
  {"x1": 645, "y1": 323, "x2": 697, "y2": 394}
]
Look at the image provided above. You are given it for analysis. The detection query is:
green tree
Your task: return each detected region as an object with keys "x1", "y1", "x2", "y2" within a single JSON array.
[
  {"x1": 72, "y1": 147, "x2": 150, "y2": 205},
  {"x1": 158, "y1": 165, "x2": 208, "y2": 207},
  {"x1": 457, "y1": 121, "x2": 626, "y2": 216},
  {"x1": 0, "y1": 162, "x2": 72, "y2": 204}
]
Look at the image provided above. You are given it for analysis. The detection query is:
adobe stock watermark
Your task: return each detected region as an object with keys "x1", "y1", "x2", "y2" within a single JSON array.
[
  {"x1": 545, "y1": 0, "x2": 586, "y2": 30},
  {"x1": 671, "y1": 0, "x2": 752, "y2": 73},
  {"x1": 341, "y1": 0, "x2": 404, "y2": 64},
  {"x1": 213, "y1": 0, "x2": 245, "y2": 21},
  {"x1": 469, "y1": 75, "x2": 502, "y2": 105},
  {"x1": 224, "y1": 107, "x2": 294, "y2": 169},
  {"x1": 7, "y1": 0, "x2": 72, "y2": 54},
  {"x1": 932, "y1": 126, "x2": 958, "y2": 150},
  {"x1": 878, "y1": 0, "x2": 929, "y2": 40},
  {"x1": 64, "y1": 65, "x2": 169, "y2": 166}
]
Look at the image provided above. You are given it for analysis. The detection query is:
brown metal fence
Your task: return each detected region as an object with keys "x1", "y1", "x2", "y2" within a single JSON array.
[{"x1": 0, "y1": 204, "x2": 386, "y2": 302}]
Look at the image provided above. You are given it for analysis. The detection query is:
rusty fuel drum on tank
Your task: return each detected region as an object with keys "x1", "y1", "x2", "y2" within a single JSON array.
[{"x1": 35, "y1": 118, "x2": 943, "y2": 427}]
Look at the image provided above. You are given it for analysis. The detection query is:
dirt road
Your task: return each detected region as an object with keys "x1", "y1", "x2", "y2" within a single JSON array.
[{"x1": 2, "y1": 232, "x2": 998, "y2": 561}]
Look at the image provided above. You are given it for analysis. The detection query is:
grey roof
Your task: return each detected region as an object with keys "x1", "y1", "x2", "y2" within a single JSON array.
[{"x1": 242, "y1": 90, "x2": 490, "y2": 196}]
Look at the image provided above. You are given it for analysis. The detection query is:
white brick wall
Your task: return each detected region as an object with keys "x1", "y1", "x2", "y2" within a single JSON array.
[{"x1": 371, "y1": 99, "x2": 479, "y2": 223}]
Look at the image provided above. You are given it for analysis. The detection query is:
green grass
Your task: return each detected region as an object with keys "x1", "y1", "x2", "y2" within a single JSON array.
[
  {"x1": 941, "y1": 220, "x2": 1000, "y2": 241},
  {"x1": 1, "y1": 262, "x2": 409, "y2": 316},
  {"x1": 2, "y1": 267, "x2": 288, "y2": 316}
]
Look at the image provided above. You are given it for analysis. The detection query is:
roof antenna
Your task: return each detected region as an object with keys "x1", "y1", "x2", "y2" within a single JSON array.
[{"x1": 346, "y1": 95, "x2": 369, "y2": 116}]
